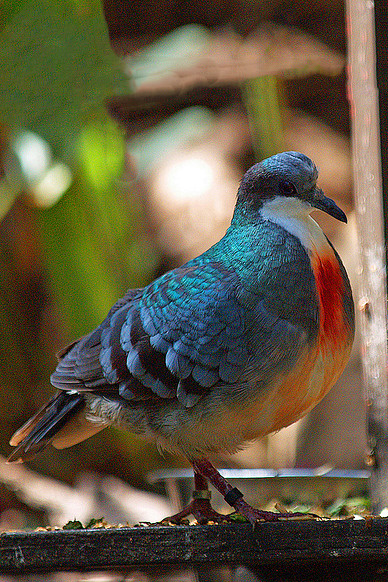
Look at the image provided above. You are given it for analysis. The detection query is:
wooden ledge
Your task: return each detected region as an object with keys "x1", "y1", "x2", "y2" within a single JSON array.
[{"x1": 1, "y1": 518, "x2": 388, "y2": 579}]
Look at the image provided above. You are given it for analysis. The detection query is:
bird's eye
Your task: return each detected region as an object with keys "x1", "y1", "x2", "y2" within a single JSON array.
[{"x1": 279, "y1": 180, "x2": 297, "y2": 196}]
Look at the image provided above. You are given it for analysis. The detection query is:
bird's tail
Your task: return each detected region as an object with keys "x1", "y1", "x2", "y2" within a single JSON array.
[{"x1": 7, "y1": 391, "x2": 107, "y2": 463}]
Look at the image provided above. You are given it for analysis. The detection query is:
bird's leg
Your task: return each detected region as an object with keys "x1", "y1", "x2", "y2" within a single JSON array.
[
  {"x1": 162, "y1": 469, "x2": 229, "y2": 525},
  {"x1": 192, "y1": 458, "x2": 314, "y2": 524}
]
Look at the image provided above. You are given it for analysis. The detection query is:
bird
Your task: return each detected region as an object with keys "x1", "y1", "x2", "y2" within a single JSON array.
[{"x1": 8, "y1": 151, "x2": 354, "y2": 524}]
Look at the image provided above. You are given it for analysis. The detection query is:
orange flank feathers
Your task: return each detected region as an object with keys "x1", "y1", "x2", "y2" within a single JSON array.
[{"x1": 255, "y1": 250, "x2": 353, "y2": 436}]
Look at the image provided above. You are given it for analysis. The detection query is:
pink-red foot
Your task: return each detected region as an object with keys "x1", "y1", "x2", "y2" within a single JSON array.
[
  {"x1": 162, "y1": 497, "x2": 230, "y2": 525},
  {"x1": 233, "y1": 498, "x2": 319, "y2": 524},
  {"x1": 190, "y1": 459, "x2": 318, "y2": 525},
  {"x1": 161, "y1": 497, "x2": 316, "y2": 526}
]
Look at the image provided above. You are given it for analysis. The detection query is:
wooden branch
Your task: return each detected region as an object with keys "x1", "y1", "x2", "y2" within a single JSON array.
[
  {"x1": 108, "y1": 23, "x2": 344, "y2": 132},
  {"x1": 129, "y1": 24, "x2": 344, "y2": 96},
  {"x1": 1, "y1": 519, "x2": 388, "y2": 579}
]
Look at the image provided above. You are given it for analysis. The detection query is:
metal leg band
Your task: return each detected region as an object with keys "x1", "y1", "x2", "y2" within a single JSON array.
[{"x1": 224, "y1": 486, "x2": 244, "y2": 506}]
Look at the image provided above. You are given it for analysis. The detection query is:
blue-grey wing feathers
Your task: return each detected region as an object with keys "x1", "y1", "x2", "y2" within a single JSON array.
[{"x1": 50, "y1": 251, "x2": 311, "y2": 409}]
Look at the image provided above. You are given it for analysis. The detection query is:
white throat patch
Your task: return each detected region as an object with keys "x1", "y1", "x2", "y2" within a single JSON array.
[{"x1": 259, "y1": 196, "x2": 329, "y2": 253}]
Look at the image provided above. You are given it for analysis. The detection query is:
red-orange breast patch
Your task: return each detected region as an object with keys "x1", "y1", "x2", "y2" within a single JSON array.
[{"x1": 312, "y1": 253, "x2": 347, "y2": 348}]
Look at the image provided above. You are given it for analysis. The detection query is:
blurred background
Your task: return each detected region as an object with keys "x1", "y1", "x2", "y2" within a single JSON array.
[{"x1": 0, "y1": 0, "x2": 367, "y2": 536}]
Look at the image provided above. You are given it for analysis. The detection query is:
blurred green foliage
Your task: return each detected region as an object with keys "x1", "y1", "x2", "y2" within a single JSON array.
[
  {"x1": 0, "y1": 0, "x2": 128, "y2": 154},
  {"x1": 39, "y1": 113, "x2": 157, "y2": 337},
  {"x1": 0, "y1": 0, "x2": 159, "y2": 478},
  {"x1": 244, "y1": 76, "x2": 286, "y2": 159},
  {"x1": 0, "y1": 0, "x2": 157, "y2": 338}
]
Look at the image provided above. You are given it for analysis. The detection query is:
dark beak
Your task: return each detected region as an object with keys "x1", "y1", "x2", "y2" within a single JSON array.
[{"x1": 309, "y1": 187, "x2": 347, "y2": 223}]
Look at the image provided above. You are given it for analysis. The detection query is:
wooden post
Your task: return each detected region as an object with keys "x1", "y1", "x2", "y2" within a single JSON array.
[{"x1": 346, "y1": 0, "x2": 388, "y2": 511}]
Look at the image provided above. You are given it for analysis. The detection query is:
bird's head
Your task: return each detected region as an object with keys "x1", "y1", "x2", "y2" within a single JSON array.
[{"x1": 234, "y1": 151, "x2": 347, "y2": 223}]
